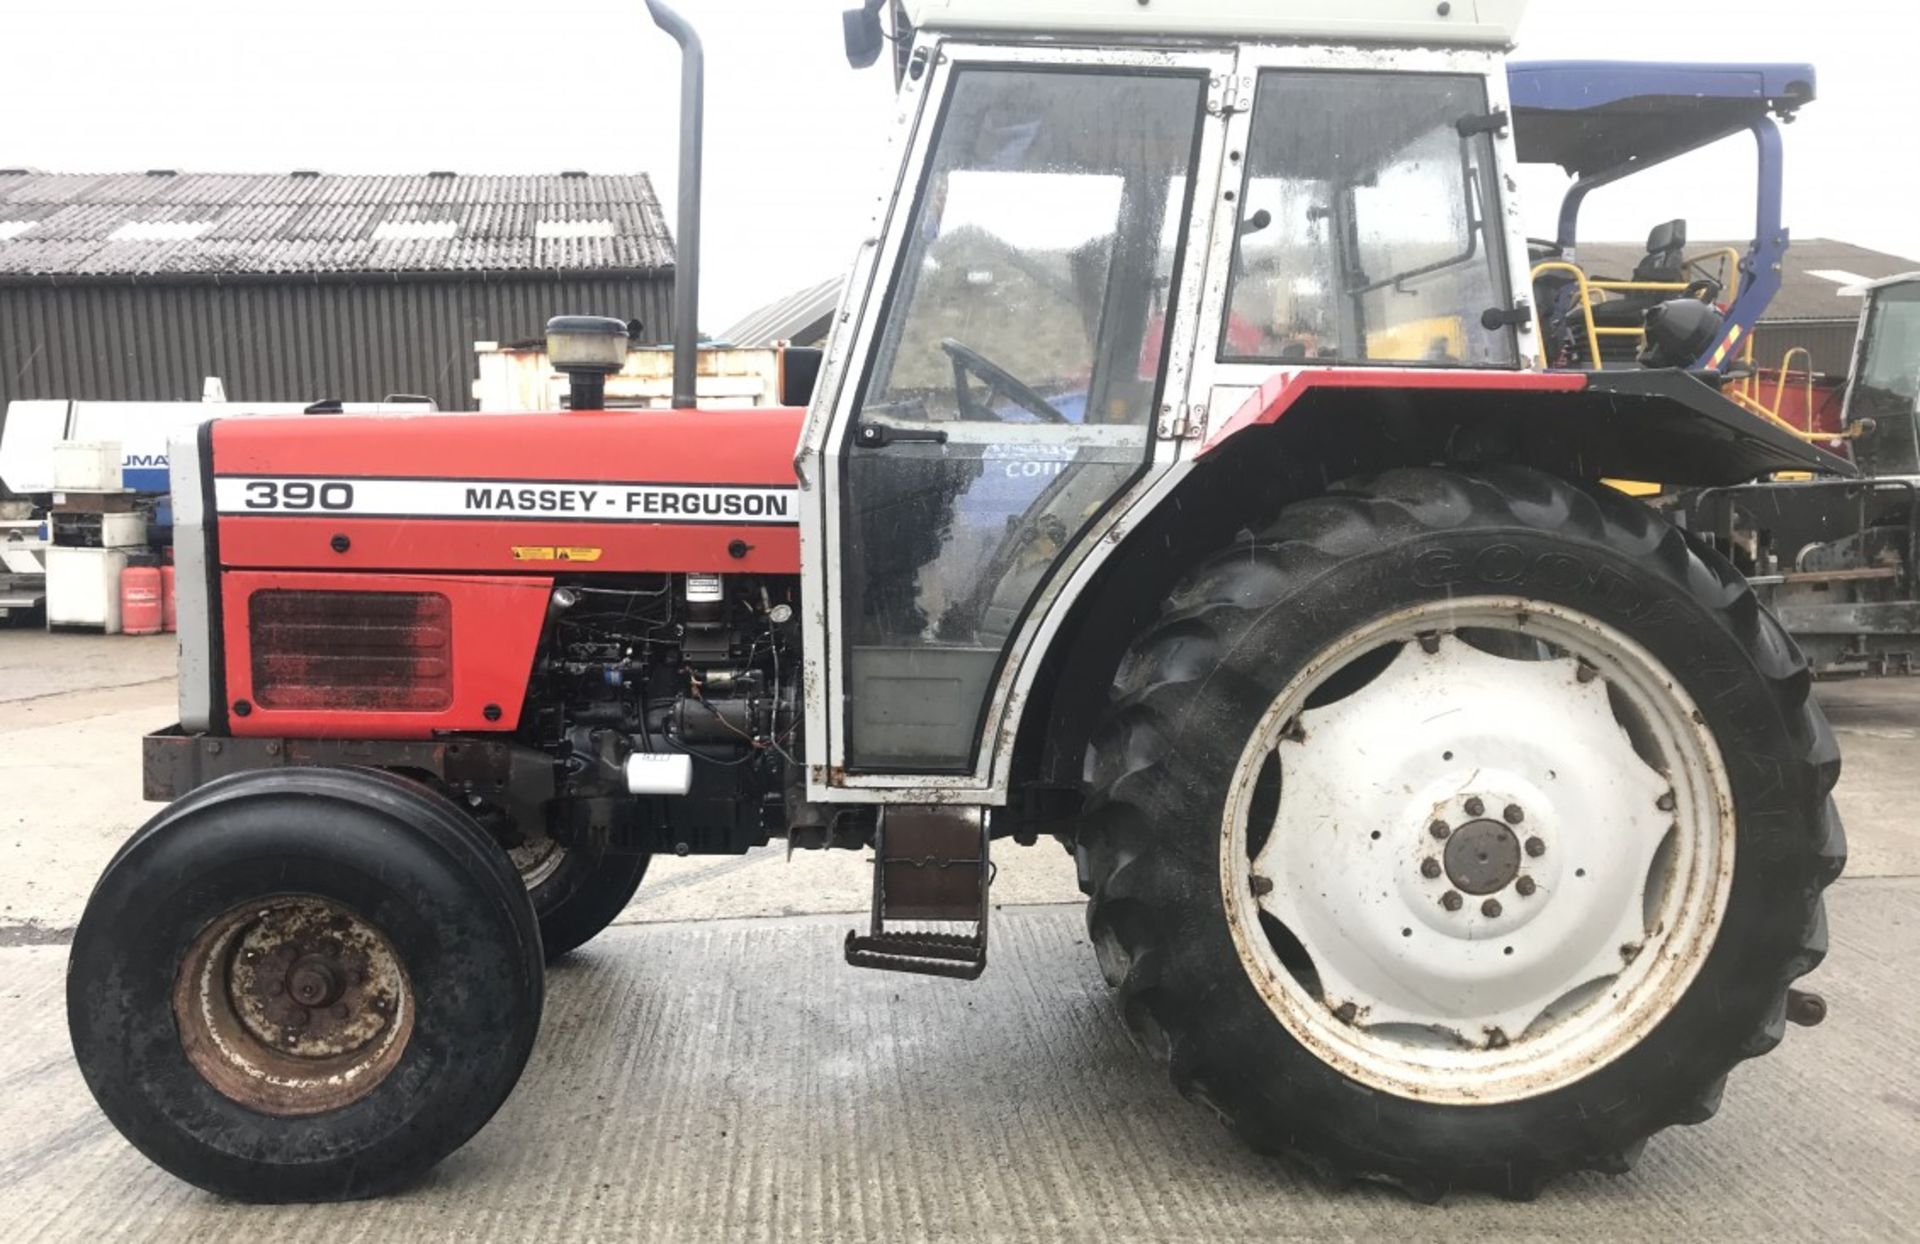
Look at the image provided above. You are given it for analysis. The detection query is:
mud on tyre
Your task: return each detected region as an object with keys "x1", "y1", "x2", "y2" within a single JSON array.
[{"x1": 1078, "y1": 466, "x2": 1844, "y2": 1199}]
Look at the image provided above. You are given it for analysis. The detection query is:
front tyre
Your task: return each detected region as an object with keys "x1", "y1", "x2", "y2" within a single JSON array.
[
  {"x1": 68, "y1": 768, "x2": 544, "y2": 1202},
  {"x1": 1080, "y1": 466, "x2": 1843, "y2": 1199}
]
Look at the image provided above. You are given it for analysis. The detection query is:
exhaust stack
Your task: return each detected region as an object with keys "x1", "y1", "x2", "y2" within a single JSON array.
[{"x1": 645, "y1": 0, "x2": 703, "y2": 410}]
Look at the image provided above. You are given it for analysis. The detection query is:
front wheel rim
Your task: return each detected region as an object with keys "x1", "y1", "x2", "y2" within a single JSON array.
[
  {"x1": 172, "y1": 895, "x2": 415, "y2": 1116},
  {"x1": 1219, "y1": 596, "x2": 1736, "y2": 1105}
]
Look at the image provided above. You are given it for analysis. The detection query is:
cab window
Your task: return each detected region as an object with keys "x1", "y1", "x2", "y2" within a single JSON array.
[
  {"x1": 840, "y1": 66, "x2": 1205, "y2": 772},
  {"x1": 1223, "y1": 70, "x2": 1516, "y2": 367}
]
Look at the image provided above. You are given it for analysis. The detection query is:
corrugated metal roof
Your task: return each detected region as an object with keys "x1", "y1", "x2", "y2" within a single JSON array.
[
  {"x1": 719, "y1": 276, "x2": 842, "y2": 347},
  {"x1": 1571, "y1": 237, "x2": 1918, "y2": 322},
  {"x1": 0, "y1": 171, "x2": 674, "y2": 279}
]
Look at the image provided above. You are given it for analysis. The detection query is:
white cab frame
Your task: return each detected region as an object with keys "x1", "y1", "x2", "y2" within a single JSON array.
[{"x1": 798, "y1": 30, "x2": 1538, "y2": 805}]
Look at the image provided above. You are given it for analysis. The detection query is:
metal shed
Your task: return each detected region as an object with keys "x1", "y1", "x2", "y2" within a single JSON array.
[{"x1": 0, "y1": 170, "x2": 675, "y2": 416}]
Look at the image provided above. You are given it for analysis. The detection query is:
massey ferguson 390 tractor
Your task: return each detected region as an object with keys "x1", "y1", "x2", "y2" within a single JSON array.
[{"x1": 68, "y1": 0, "x2": 1850, "y2": 1204}]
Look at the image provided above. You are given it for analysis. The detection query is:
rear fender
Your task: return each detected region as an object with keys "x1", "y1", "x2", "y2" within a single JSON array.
[
  {"x1": 1007, "y1": 367, "x2": 1853, "y2": 805},
  {"x1": 1200, "y1": 367, "x2": 1854, "y2": 484}
]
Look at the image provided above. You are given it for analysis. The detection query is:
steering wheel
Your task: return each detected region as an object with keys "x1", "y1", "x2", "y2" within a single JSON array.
[
  {"x1": 940, "y1": 338, "x2": 1070, "y2": 424},
  {"x1": 1682, "y1": 277, "x2": 1724, "y2": 303}
]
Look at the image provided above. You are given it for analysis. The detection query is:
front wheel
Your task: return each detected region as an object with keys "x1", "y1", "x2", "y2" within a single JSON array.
[
  {"x1": 1079, "y1": 466, "x2": 1843, "y2": 1198},
  {"x1": 68, "y1": 768, "x2": 544, "y2": 1202}
]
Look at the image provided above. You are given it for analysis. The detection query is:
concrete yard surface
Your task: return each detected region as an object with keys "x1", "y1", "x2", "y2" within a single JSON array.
[{"x1": 4, "y1": 889, "x2": 1918, "y2": 1241}]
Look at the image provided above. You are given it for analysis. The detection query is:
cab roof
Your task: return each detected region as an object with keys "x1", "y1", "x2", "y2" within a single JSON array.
[{"x1": 902, "y1": 0, "x2": 1525, "y2": 47}]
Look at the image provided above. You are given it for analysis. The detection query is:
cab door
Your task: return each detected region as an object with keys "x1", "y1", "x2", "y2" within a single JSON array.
[{"x1": 804, "y1": 44, "x2": 1229, "y2": 793}]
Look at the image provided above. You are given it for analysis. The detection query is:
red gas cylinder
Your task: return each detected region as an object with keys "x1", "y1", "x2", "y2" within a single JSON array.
[
  {"x1": 161, "y1": 563, "x2": 177, "y2": 632},
  {"x1": 121, "y1": 564, "x2": 164, "y2": 635}
]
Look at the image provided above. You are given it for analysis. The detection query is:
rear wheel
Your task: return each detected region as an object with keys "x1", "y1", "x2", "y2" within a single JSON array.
[
  {"x1": 68, "y1": 767, "x2": 544, "y2": 1202},
  {"x1": 507, "y1": 829, "x2": 650, "y2": 961},
  {"x1": 1079, "y1": 466, "x2": 1843, "y2": 1198}
]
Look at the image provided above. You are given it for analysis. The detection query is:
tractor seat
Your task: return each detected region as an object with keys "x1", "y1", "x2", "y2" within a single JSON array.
[{"x1": 1590, "y1": 219, "x2": 1688, "y2": 328}]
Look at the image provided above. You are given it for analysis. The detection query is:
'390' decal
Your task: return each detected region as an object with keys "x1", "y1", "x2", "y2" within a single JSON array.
[{"x1": 239, "y1": 480, "x2": 357, "y2": 511}]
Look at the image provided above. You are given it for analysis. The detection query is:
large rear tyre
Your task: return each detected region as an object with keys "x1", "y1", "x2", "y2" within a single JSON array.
[
  {"x1": 68, "y1": 767, "x2": 544, "y2": 1202},
  {"x1": 1080, "y1": 466, "x2": 1843, "y2": 1199}
]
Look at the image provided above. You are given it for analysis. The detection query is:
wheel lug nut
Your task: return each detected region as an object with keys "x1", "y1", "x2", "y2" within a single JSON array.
[
  {"x1": 1656, "y1": 791, "x2": 1676, "y2": 812},
  {"x1": 1515, "y1": 876, "x2": 1537, "y2": 897},
  {"x1": 1482, "y1": 898, "x2": 1503, "y2": 918},
  {"x1": 1503, "y1": 804, "x2": 1524, "y2": 824},
  {"x1": 1429, "y1": 820, "x2": 1451, "y2": 840},
  {"x1": 1524, "y1": 836, "x2": 1546, "y2": 858},
  {"x1": 1441, "y1": 891, "x2": 1463, "y2": 912},
  {"x1": 1464, "y1": 797, "x2": 1485, "y2": 817},
  {"x1": 1420, "y1": 858, "x2": 1442, "y2": 879},
  {"x1": 331, "y1": 1003, "x2": 350, "y2": 1020}
]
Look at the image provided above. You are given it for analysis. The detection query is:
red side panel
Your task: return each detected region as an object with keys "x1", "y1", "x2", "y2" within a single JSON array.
[
  {"x1": 216, "y1": 515, "x2": 801, "y2": 576},
  {"x1": 222, "y1": 571, "x2": 551, "y2": 739},
  {"x1": 212, "y1": 407, "x2": 803, "y2": 481},
  {"x1": 212, "y1": 406, "x2": 806, "y2": 575},
  {"x1": 1199, "y1": 368, "x2": 1589, "y2": 456}
]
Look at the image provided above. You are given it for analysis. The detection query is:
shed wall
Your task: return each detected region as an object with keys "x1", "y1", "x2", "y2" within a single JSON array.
[
  {"x1": 0, "y1": 274, "x2": 671, "y2": 416},
  {"x1": 1748, "y1": 320, "x2": 1860, "y2": 379}
]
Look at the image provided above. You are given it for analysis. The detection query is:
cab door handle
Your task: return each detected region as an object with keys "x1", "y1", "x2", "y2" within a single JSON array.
[{"x1": 854, "y1": 422, "x2": 948, "y2": 448}]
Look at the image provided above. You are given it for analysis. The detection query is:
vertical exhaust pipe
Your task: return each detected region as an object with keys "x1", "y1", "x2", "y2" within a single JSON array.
[{"x1": 645, "y1": 0, "x2": 703, "y2": 409}]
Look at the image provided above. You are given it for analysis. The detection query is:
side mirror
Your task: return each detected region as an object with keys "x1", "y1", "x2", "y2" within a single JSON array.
[{"x1": 843, "y1": 4, "x2": 884, "y2": 69}]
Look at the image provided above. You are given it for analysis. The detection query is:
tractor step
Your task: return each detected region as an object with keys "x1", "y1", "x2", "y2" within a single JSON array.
[{"x1": 844, "y1": 806, "x2": 990, "y2": 980}]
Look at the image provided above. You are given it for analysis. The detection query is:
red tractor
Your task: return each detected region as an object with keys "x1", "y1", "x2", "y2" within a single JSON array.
[{"x1": 69, "y1": 0, "x2": 1847, "y2": 1203}]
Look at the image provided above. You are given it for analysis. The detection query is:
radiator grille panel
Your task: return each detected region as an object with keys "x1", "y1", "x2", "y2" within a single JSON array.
[{"x1": 249, "y1": 590, "x2": 453, "y2": 711}]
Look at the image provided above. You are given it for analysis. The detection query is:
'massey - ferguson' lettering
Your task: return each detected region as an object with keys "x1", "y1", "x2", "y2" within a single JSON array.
[{"x1": 465, "y1": 487, "x2": 599, "y2": 513}]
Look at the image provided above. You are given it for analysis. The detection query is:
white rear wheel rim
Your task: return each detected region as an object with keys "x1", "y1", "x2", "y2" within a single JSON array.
[{"x1": 1220, "y1": 596, "x2": 1735, "y2": 1104}]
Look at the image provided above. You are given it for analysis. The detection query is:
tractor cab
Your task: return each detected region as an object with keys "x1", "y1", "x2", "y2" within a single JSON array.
[
  {"x1": 1843, "y1": 272, "x2": 1920, "y2": 477},
  {"x1": 809, "y1": 0, "x2": 1537, "y2": 782},
  {"x1": 1510, "y1": 60, "x2": 1815, "y2": 370}
]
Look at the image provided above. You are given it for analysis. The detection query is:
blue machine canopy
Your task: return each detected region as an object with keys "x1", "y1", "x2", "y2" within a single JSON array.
[{"x1": 1509, "y1": 60, "x2": 1816, "y2": 178}]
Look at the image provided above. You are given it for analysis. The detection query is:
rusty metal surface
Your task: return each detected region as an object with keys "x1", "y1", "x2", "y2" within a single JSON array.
[
  {"x1": 876, "y1": 807, "x2": 988, "y2": 922},
  {"x1": 171, "y1": 896, "x2": 414, "y2": 1117},
  {"x1": 846, "y1": 805, "x2": 990, "y2": 979},
  {"x1": 141, "y1": 727, "x2": 553, "y2": 805}
]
